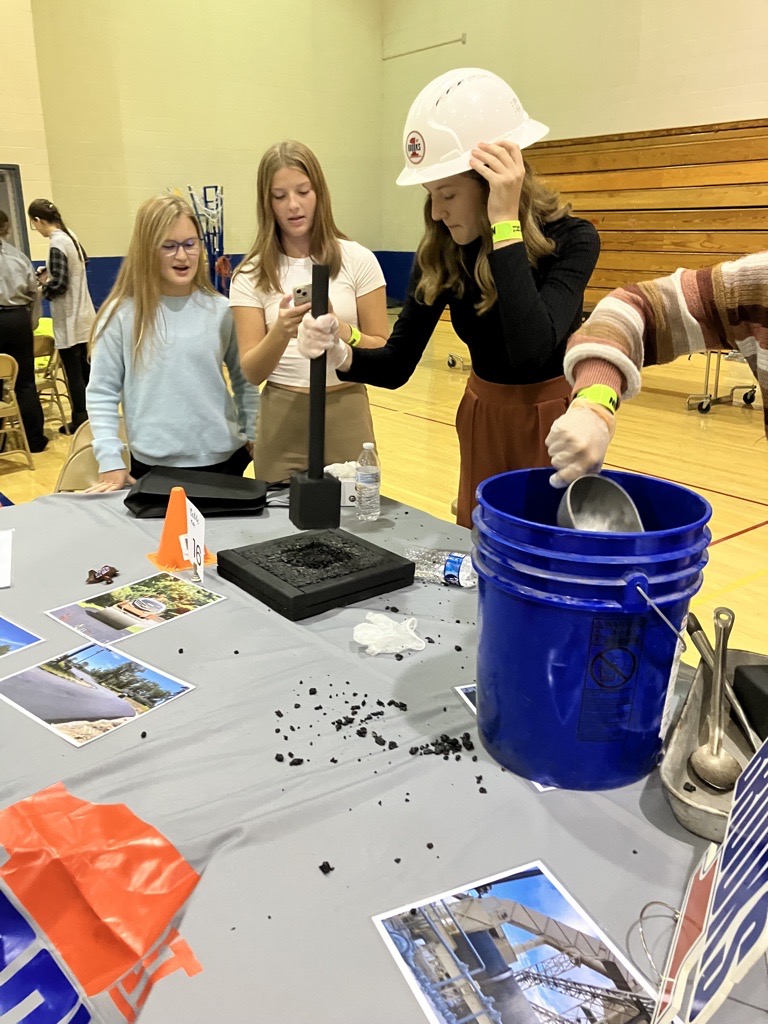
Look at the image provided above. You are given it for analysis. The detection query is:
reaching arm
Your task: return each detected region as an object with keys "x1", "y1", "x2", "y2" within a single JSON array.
[
  {"x1": 546, "y1": 251, "x2": 768, "y2": 486},
  {"x1": 336, "y1": 263, "x2": 446, "y2": 389}
]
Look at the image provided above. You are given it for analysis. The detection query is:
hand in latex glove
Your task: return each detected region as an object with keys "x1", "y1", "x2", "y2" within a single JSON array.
[
  {"x1": 297, "y1": 313, "x2": 351, "y2": 371},
  {"x1": 546, "y1": 398, "x2": 617, "y2": 488}
]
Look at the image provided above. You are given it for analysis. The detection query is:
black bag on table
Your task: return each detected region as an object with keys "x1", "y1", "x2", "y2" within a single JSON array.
[{"x1": 124, "y1": 467, "x2": 267, "y2": 518}]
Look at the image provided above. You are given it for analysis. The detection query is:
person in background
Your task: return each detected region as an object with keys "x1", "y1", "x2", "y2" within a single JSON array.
[
  {"x1": 544, "y1": 251, "x2": 768, "y2": 486},
  {"x1": 230, "y1": 140, "x2": 389, "y2": 484},
  {"x1": 27, "y1": 198, "x2": 95, "y2": 434},
  {"x1": 296, "y1": 69, "x2": 600, "y2": 527},
  {"x1": 0, "y1": 210, "x2": 47, "y2": 452},
  {"x1": 85, "y1": 194, "x2": 258, "y2": 491}
]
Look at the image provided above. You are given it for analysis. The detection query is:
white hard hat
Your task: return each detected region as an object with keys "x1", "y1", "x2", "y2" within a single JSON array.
[{"x1": 397, "y1": 68, "x2": 549, "y2": 186}]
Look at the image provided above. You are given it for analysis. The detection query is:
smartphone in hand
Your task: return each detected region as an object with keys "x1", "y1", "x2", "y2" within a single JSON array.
[{"x1": 292, "y1": 282, "x2": 312, "y2": 306}]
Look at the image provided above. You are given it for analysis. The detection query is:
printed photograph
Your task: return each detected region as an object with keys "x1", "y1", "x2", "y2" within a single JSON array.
[
  {"x1": 453, "y1": 685, "x2": 552, "y2": 794},
  {"x1": 455, "y1": 683, "x2": 479, "y2": 715},
  {"x1": 0, "y1": 642, "x2": 194, "y2": 746},
  {"x1": 0, "y1": 615, "x2": 44, "y2": 660},
  {"x1": 375, "y1": 862, "x2": 658, "y2": 1024},
  {"x1": 47, "y1": 572, "x2": 225, "y2": 644}
]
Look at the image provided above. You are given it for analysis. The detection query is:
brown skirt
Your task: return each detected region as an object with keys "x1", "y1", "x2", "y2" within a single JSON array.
[
  {"x1": 455, "y1": 371, "x2": 571, "y2": 529},
  {"x1": 254, "y1": 382, "x2": 376, "y2": 484}
]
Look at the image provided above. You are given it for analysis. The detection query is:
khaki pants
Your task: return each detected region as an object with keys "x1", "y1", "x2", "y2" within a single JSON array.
[
  {"x1": 254, "y1": 382, "x2": 376, "y2": 484},
  {"x1": 456, "y1": 371, "x2": 571, "y2": 529}
]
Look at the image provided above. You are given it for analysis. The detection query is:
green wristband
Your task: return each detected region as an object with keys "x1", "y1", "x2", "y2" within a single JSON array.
[
  {"x1": 575, "y1": 384, "x2": 619, "y2": 413},
  {"x1": 347, "y1": 325, "x2": 362, "y2": 348},
  {"x1": 491, "y1": 220, "x2": 523, "y2": 242}
]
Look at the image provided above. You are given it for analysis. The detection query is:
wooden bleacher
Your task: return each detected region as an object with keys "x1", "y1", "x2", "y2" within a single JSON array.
[{"x1": 527, "y1": 117, "x2": 768, "y2": 310}]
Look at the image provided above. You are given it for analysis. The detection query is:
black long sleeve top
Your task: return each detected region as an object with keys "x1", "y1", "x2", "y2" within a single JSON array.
[{"x1": 340, "y1": 215, "x2": 600, "y2": 388}]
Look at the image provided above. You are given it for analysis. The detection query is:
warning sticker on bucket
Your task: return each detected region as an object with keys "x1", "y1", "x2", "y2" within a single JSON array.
[{"x1": 578, "y1": 618, "x2": 645, "y2": 742}]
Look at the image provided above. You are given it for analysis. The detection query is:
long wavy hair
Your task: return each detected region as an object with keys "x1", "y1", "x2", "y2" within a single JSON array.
[
  {"x1": 415, "y1": 162, "x2": 571, "y2": 315},
  {"x1": 90, "y1": 194, "x2": 214, "y2": 363},
  {"x1": 233, "y1": 141, "x2": 346, "y2": 294},
  {"x1": 27, "y1": 197, "x2": 88, "y2": 263}
]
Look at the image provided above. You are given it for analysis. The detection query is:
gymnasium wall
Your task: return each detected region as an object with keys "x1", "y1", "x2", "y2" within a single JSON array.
[
  {"x1": 29, "y1": 0, "x2": 383, "y2": 268},
  {"x1": 1, "y1": 0, "x2": 53, "y2": 261},
  {"x1": 4, "y1": 0, "x2": 767, "y2": 302},
  {"x1": 379, "y1": 0, "x2": 768, "y2": 253}
]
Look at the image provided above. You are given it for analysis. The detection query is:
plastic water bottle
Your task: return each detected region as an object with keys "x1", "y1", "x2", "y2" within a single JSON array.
[
  {"x1": 404, "y1": 547, "x2": 477, "y2": 587},
  {"x1": 355, "y1": 442, "x2": 381, "y2": 521}
]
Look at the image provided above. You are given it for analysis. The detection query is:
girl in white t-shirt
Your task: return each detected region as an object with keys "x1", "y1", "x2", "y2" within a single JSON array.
[{"x1": 230, "y1": 140, "x2": 389, "y2": 483}]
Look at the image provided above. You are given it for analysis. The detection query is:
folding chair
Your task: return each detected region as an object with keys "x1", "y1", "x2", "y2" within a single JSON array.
[
  {"x1": 55, "y1": 442, "x2": 129, "y2": 493},
  {"x1": 0, "y1": 355, "x2": 34, "y2": 470},
  {"x1": 33, "y1": 333, "x2": 70, "y2": 430},
  {"x1": 54, "y1": 443, "x2": 100, "y2": 492}
]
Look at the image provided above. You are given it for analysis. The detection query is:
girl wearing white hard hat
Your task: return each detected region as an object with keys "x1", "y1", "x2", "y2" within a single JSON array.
[{"x1": 298, "y1": 68, "x2": 602, "y2": 528}]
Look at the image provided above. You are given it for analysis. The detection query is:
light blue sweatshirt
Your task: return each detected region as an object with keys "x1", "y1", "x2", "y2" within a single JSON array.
[{"x1": 87, "y1": 291, "x2": 259, "y2": 473}]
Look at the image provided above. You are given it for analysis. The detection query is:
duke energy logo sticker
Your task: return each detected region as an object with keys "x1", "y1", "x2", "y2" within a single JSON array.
[
  {"x1": 406, "y1": 131, "x2": 425, "y2": 165},
  {"x1": 0, "y1": 783, "x2": 202, "y2": 1022}
]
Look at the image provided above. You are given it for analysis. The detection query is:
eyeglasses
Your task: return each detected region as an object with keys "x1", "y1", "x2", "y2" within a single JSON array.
[{"x1": 159, "y1": 238, "x2": 201, "y2": 257}]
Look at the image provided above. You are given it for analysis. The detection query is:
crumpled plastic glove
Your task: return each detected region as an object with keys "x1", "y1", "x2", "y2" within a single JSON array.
[
  {"x1": 545, "y1": 398, "x2": 617, "y2": 488},
  {"x1": 297, "y1": 313, "x2": 351, "y2": 371},
  {"x1": 324, "y1": 460, "x2": 357, "y2": 481},
  {"x1": 353, "y1": 612, "x2": 427, "y2": 656}
]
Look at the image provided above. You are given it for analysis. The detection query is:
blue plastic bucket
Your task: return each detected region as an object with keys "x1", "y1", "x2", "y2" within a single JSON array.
[{"x1": 473, "y1": 468, "x2": 712, "y2": 790}]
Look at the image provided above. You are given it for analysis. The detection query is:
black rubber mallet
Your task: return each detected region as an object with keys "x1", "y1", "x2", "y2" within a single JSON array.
[{"x1": 289, "y1": 263, "x2": 341, "y2": 529}]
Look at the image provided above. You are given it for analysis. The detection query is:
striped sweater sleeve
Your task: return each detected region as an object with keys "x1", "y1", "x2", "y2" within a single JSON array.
[{"x1": 563, "y1": 251, "x2": 768, "y2": 435}]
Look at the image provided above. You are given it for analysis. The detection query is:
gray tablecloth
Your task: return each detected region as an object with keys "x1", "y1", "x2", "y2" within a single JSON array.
[{"x1": 0, "y1": 492, "x2": 764, "y2": 1022}]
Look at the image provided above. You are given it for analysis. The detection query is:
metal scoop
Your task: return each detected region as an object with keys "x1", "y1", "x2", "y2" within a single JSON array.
[
  {"x1": 686, "y1": 611, "x2": 760, "y2": 753},
  {"x1": 557, "y1": 475, "x2": 644, "y2": 533},
  {"x1": 689, "y1": 608, "x2": 743, "y2": 791}
]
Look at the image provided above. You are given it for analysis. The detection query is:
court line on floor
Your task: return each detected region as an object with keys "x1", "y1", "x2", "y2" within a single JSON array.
[
  {"x1": 603, "y1": 462, "x2": 768, "y2": 509},
  {"x1": 709, "y1": 519, "x2": 768, "y2": 547},
  {"x1": 371, "y1": 403, "x2": 455, "y2": 427}
]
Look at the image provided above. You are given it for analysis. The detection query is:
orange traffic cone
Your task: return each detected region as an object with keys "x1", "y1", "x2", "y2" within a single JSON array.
[{"x1": 147, "y1": 486, "x2": 216, "y2": 571}]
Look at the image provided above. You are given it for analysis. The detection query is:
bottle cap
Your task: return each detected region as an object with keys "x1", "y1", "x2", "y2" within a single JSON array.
[{"x1": 363, "y1": 442, "x2": 375, "y2": 450}]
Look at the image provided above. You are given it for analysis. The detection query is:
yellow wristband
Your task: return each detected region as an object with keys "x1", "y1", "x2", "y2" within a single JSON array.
[
  {"x1": 491, "y1": 220, "x2": 523, "y2": 242},
  {"x1": 347, "y1": 325, "x2": 362, "y2": 348},
  {"x1": 575, "y1": 384, "x2": 618, "y2": 413}
]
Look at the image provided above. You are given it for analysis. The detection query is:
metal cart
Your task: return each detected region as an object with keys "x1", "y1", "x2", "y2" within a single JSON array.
[{"x1": 686, "y1": 349, "x2": 757, "y2": 414}]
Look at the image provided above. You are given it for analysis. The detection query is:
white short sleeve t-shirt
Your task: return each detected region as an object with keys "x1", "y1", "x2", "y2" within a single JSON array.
[{"x1": 229, "y1": 239, "x2": 386, "y2": 387}]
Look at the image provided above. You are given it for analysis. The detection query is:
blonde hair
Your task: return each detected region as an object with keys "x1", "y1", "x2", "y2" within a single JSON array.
[
  {"x1": 234, "y1": 141, "x2": 346, "y2": 294},
  {"x1": 415, "y1": 162, "x2": 571, "y2": 315},
  {"x1": 90, "y1": 194, "x2": 214, "y2": 363}
]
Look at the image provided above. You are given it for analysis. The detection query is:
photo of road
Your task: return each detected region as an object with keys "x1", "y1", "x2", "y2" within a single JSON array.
[
  {"x1": 0, "y1": 643, "x2": 194, "y2": 746},
  {"x1": 0, "y1": 661, "x2": 137, "y2": 722}
]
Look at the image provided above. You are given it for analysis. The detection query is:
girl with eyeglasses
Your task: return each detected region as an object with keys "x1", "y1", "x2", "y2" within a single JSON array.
[
  {"x1": 230, "y1": 141, "x2": 389, "y2": 484},
  {"x1": 85, "y1": 194, "x2": 259, "y2": 491},
  {"x1": 28, "y1": 198, "x2": 95, "y2": 434}
]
